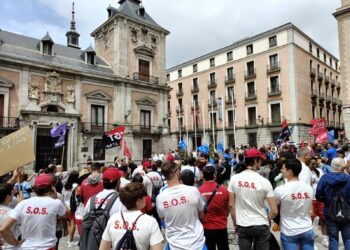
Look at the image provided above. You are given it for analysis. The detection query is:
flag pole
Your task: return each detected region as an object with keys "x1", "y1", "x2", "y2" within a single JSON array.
[
  {"x1": 211, "y1": 100, "x2": 215, "y2": 148},
  {"x1": 185, "y1": 104, "x2": 189, "y2": 155},
  {"x1": 61, "y1": 145, "x2": 65, "y2": 166},
  {"x1": 193, "y1": 100, "x2": 197, "y2": 152},
  {"x1": 202, "y1": 100, "x2": 206, "y2": 143},
  {"x1": 232, "y1": 91, "x2": 237, "y2": 148},
  {"x1": 221, "y1": 95, "x2": 226, "y2": 149}
]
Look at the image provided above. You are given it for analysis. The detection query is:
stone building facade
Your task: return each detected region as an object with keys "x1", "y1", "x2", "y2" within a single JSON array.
[
  {"x1": 0, "y1": 0, "x2": 171, "y2": 170},
  {"x1": 167, "y1": 23, "x2": 343, "y2": 150},
  {"x1": 334, "y1": 0, "x2": 350, "y2": 137}
]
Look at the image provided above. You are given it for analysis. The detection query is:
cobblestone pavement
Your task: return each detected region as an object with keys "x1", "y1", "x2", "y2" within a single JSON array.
[{"x1": 59, "y1": 220, "x2": 345, "y2": 250}]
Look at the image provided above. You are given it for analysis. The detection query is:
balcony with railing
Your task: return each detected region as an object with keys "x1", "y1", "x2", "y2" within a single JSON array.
[
  {"x1": 326, "y1": 95, "x2": 331, "y2": 103},
  {"x1": 176, "y1": 106, "x2": 184, "y2": 114},
  {"x1": 311, "y1": 89, "x2": 318, "y2": 99},
  {"x1": 331, "y1": 79, "x2": 336, "y2": 87},
  {"x1": 336, "y1": 82, "x2": 341, "y2": 89},
  {"x1": 317, "y1": 72, "x2": 324, "y2": 81},
  {"x1": 327, "y1": 121, "x2": 335, "y2": 128},
  {"x1": 191, "y1": 103, "x2": 200, "y2": 111},
  {"x1": 319, "y1": 92, "x2": 325, "y2": 101},
  {"x1": 245, "y1": 120, "x2": 258, "y2": 128},
  {"x1": 80, "y1": 122, "x2": 168, "y2": 136},
  {"x1": 266, "y1": 117, "x2": 282, "y2": 126},
  {"x1": 191, "y1": 85, "x2": 199, "y2": 93},
  {"x1": 325, "y1": 76, "x2": 330, "y2": 85},
  {"x1": 208, "y1": 99, "x2": 217, "y2": 108},
  {"x1": 207, "y1": 79, "x2": 217, "y2": 89},
  {"x1": 133, "y1": 72, "x2": 159, "y2": 84},
  {"x1": 338, "y1": 99, "x2": 343, "y2": 107},
  {"x1": 332, "y1": 97, "x2": 338, "y2": 106},
  {"x1": 245, "y1": 68, "x2": 256, "y2": 79},
  {"x1": 225, "y1": 74, "x2": 236, "y2": 85},
  {"x1": 176, "y1": 89, "x2": 184, "y2": 97},
  {"x1": 245, "y1": 91, "x2": 257, "y2": 101},
  {"x1": 267, "y1": 62, "x2": 280, "y2": 74},
  {"x1": 225, "y1": 95, "x2": 236, "y2": 105},
  {"x1": 0, "y1": 117, "x2": 21, "y2": 131},
  {"x1": 268, "y1": 86, "x2": 281, "y2": 96},
  {"x1": 310, "y1": 67, "x2": 316, "y2": 77}
]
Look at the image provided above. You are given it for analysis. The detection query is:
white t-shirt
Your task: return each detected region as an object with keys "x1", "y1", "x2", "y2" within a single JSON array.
[
  {"x1": 9, "y1": 196, "x2": 66, "y2": 249},
  {"x1": 228, "y1": 170, "x2": 274, "y2": 227},
  {"x1": 119, "y1": 177, "x2": 131, "y2": 189},
  {"x1": 299, "y1": 162, "x2": 313, "y2": 186},
  {"x1": 61, "y1": 184, "x2": 77, "y2": 208},
  {"x1": 84, "y1": 189, "x2": 126, "y2": 217},
  {"x1": 181, "y1": 165, "x2": 201, "y2": 182},
  {"x1": 0, "y1": 205, "x2": 19, "y2": 250},
  {"x1": 311, "y1": 168, "x2": 323, "y2": 199},
  {"x1": 156, "y1": 184, "x2": 205, "y2": 250},
  {"x1": 102, "y1": 210, "x2": 163, "y2": 249},
  {"x1": 143, "y1": 175, "x2": 153, "y2": 197},
  {"x1": 132, "y1": 167, "x2": 145, "y2": 177},
  {"x1": 274, "y1": 181, "x2": 313, "y2": 236},
  {"x1": 146, "y1": 171, "x2": 163, "y2": 188}
]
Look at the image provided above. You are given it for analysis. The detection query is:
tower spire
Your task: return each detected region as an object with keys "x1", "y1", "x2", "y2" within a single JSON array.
[
  {"x1": 66, "y1": 1, "x2": 80, "y2": 49},
  {"x1": 70, "y1": 2, "x2": 76, "y2": 31}
]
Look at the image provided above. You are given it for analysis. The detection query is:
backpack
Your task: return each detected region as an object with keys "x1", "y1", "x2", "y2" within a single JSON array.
[
  {"x1": 329, "y1": 186, "x2": 350, "y2": 224},
  {"x1": 146, "y1": 174, "x2": 162, "y2": 205},
  {"x1": 115, "y1": 212, "x2": 144, "y2": 250},
  {"x1": 80, "y1": 192, "x2": 118, "y2": 250}
]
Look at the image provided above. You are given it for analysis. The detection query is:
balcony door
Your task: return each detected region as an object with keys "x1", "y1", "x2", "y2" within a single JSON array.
[
  {"x1": 0, "y1": 95, "x2": 3, "y2": 127},
  {"x1": 91, "y1": 105, "x2": 105, "y2": 132},
  {"x1": 139, "y1": 59, "x2": 150, "y2": 81},
  {"x1": 140, "y1": 110, "x2": 151, "y2": 132}
]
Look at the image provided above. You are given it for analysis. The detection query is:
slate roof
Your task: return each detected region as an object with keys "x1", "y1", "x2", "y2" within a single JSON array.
[
  {"x1": 0, "y1": 29, "x2": 115, "y2": 77},
  {"x1": 93, "y1": 0, "x2": 169, "y2": 35}
]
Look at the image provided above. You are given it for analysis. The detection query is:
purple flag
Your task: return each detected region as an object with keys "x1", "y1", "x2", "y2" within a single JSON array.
[{"x1": 50, "y1": 122, "x2": 67, "y2": 137}]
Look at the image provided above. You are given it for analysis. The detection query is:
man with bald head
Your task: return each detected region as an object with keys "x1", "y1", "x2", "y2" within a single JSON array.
[{"x1": 296, "y1": 147, "x2": 313, "y2": 186}]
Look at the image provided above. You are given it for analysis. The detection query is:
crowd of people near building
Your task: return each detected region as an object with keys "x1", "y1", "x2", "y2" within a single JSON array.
[{"x1": 0, "y1": 140, "x2": 349, "y2": 250}]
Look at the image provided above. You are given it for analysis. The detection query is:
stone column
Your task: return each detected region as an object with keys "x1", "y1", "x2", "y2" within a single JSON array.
[{"x1": 334, "y1": 0, "x2": 350, "y2": 136}]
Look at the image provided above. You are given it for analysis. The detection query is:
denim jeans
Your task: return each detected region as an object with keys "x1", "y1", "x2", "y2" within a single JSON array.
[
  {"x1": 326, "y1": 217, "x2": 350, "y2": 250},
  {"x1": 281, "y1": 229, "x2": 314, "y2": 250},
  {"x1": 237, "y1": 225, "x2": 270, "y2": 250}
]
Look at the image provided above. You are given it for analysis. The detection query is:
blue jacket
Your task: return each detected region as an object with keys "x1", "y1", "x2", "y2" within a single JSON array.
[{"x1": 316, "y1": 172, "x2": 350, "y2": 217}]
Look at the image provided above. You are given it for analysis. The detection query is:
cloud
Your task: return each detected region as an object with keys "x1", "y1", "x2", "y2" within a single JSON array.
[{"x1": 0, "y1": 0, "x2": 341, "y2": 68}]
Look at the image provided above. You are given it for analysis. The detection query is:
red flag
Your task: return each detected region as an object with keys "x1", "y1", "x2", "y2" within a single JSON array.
[
  {"x1": 103, "y1": 126, "x2": 125, "y2": 149},
  {"x1": 123, "y1": 140, "x2": 132, "y2": 160},
  {"x1": 309, "y1": 118, "x2": 327, "y2": 135},
  {"x1": 316, "y1": 131, "x2": 329, "y2": 144},
  {"x1": 282, "y1": 119, "x2": 288, "y2": 129}
]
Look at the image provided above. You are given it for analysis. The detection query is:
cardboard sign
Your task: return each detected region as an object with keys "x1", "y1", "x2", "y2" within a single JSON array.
[{"x1": 0, "y1": 126, "x2": 35, "y2": 175}]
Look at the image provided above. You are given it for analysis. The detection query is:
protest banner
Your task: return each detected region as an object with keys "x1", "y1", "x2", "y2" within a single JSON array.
[
  {"x1": 0, "y1": 126, "x2": 35, "y2": 175},
  {"x1": 102, "y1": 126, "x2": 125, "y2": 149}
]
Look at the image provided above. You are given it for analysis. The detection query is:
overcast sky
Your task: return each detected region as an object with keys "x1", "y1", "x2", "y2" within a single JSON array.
[{"x1": 0, "y1": 0, "x2": 341, "y2": 68}]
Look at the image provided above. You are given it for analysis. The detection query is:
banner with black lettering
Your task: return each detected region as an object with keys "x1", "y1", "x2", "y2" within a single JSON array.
[{"x1": 102, "y1": 126, "x2": 125, "y2": 149}]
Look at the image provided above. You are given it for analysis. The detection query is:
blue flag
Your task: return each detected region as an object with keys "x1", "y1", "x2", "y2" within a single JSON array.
[
  {"x1": 197, "y1": 144, "x2": 209, "y2": 154},
  {"x1": 328, "y1": 130, "x2": 334, "y2": 143},
  {"x1": 178, "y1": 138, "x2": 186, "y2": 151},
  {"x1": 50, "y1": 122, "x2": 67, "y2": 148},
  {"x1": 217, "y1": 141, "x2": 224, "y2": 154}
]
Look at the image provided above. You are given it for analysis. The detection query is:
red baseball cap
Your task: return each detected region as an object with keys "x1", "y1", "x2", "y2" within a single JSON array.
[
  {"x1": 245, "y1": 148, "x2": 266, "y2": 160},
  {"x1": 35, "y1": 174, "x2": 53, "y2": 189},
  {"x1": 167, "y1": 155, "x2": 175, "y2": 161},
  {"x1": 143, "y1": 161, "x2": 152, "y2": 168},
  {"x1": 103, "y1": 168, "x2": 121, "y2": 182}
]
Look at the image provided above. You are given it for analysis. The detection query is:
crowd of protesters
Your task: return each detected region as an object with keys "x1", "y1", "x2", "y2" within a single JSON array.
[{"x1": 0, "y1": 139, "x2": 349, "y2": 250}]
